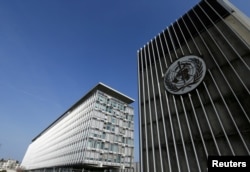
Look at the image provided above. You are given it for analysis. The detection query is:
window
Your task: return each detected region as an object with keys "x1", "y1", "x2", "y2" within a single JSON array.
[
  {"x1": 113, "y1": 144, "x2": 118, "y2": 153},
  {"x1": 113, "y1": 155, "x2": 117, "y2": 163},
  {"x1": 95, "y1": 102, "x2": 106, "y2": 111},
  {"x1": 130, "y1": 115, "x2": 133, "y2": 121},
  {"x1": 102, "y1": 132, "x2": 106, "y2": 139},
  {"x1": 95, "y1": 103, "x2": 99, "y2": 109},
  {"x1": 119, "y1": 127, "x2": 125, "y2": 134},
  {"x1": 96, "y1": 141, "x2": 101, "y2": 149},
  {"x1": 106, "y1": 106, "x2": 112, "y2": 113},
  {"x1": 108, "y1": 133, "x2": 113, "y2": 141},
  {"x1": 111, "y1": 126, "x2": 115, "y2": 132},
  {"x1": 117, "y1": 155, "x2": 121, "y2": 163},
  {"x1": 120, "y1": 113, "x2": 125, "y2": 119},
  {"x1": 104, "y1": 143, "x2": 109, "y2": 150},
  {"x1": 111, "y1": 116, "x2": 116, "y2": 124},
  {"x1": 105, "y1": 124, "x2": 115, "y2": 132},
  {"x1": 111, "y1": 100, "x2": 117, "y2": 108},
  {"x1": 129, "y1": 122, "x2": 134, "y2": 129},
  {"x1": 88, "y1": 140, "x2": 93, "y2": 148},
  {"x1": 117, "y1": 135, "x2": 122, "y2": 142},
  {"x1": 106, "y1": 124, "x2": 111, "y2": 131},
  {"x1": 90, "y1": 129, "x2": 102, "y2": 138},
  {"x1": 97, "y1": 94, "x2": 106, "y2": 103},
  {"x1": 127, "y1": 138, "x2": 133, "y2": 146},
  {"x1": 123, "y1": 121, "x2": 128, "y2": 127},
  {"x1": 117, "y1": 103, "x2": 122, "y2": 110},
  {"x1": 122, "y1": 137, "x2": 126, "y2": 144}
]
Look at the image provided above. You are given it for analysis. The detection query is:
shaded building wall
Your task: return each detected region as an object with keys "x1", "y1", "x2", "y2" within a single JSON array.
[{"x1": 137, "y1": 0, "x2": 250, "y2": 172}]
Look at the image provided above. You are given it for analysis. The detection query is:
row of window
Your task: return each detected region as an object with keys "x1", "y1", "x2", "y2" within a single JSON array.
[
  {"x1": 97, "y1": 92, "x2": 126, "y2": 111},
  {"x1": 84, "y1": 151, "x2": 133, "y2": 164},
  {"x1": 87, "y1": 139, "x2": 133, "y2": 154},
  {"x1": 91, "y1": 121, "x2": 132, "y2": 135},
  {"x1": 107, "y1": 115, "x2": 134, "y2": 128},
  {"x1": 89, "y1": 130, "x2": 134, "y2": 145},
  {"x1": 93, "y1": 109, "x2": 134, "y2": 130},
  {"x1": 95, "y1": 102, "x2": 133, "y2": 120}
]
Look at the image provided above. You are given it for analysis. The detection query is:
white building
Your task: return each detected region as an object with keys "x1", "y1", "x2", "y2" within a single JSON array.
[
  {"x1": 21, "y1": 83, "x2": 134, "y2": 172},
  {"x1": 1, "y1": 159, "x2": 19, "y2": 170}
]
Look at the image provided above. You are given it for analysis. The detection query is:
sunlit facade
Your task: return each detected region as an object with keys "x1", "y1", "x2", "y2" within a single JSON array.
[
  {"x1": 22, "y1": 83, "x2": 134, "y2": 171},
  {"x1": 138, "y1": 0, "x2": 250, "y2": 172}
]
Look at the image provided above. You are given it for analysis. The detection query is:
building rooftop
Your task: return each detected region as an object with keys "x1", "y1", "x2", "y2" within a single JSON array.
[{"x1": 88, "y1": 82, "x2": 135, "y2": 104}]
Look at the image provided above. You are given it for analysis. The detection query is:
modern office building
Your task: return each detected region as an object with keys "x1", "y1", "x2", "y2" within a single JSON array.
[
  {"x1": 137, "y1": 0, "x2": 250, "y2": 172},
  {"x1": 21, "y1": 83, "x2": 134, "y2": 172}
]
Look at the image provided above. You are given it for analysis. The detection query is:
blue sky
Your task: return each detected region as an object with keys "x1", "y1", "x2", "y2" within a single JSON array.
[{"x1": 0, "y1": 0, "x2": 249, "y2": 162}]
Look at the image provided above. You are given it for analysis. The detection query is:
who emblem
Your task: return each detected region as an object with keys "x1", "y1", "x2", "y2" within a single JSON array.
[{"x1": 164, "y1": 55, "x2": 206, "y2": 95}]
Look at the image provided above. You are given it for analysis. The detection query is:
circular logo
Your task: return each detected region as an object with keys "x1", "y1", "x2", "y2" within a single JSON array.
[{"x1": 164, "y1": 55, "x2": 206, "y2": 95}]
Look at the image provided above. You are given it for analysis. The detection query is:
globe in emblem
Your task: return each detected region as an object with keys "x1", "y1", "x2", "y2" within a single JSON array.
[{"x1": 164, "y1": 55, "x2": 206, "y2": 95}]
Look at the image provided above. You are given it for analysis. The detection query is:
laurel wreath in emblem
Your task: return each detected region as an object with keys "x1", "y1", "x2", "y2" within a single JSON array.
[{"x1": 164, "y1": 56, "x2": 206, "y2": 95}]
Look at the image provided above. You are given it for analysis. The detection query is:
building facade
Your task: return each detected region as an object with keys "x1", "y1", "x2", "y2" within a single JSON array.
[
  {"x1": 21, "y1": 83, "x2": 134, "y2": 172},
  {"x1": 137, "y1": 0, "x2": 250, "y2": 172}
]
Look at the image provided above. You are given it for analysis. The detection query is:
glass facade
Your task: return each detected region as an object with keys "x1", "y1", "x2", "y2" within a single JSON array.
[{"x1": 21, "y1": 83, "x2": 134, "y2": 171}]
